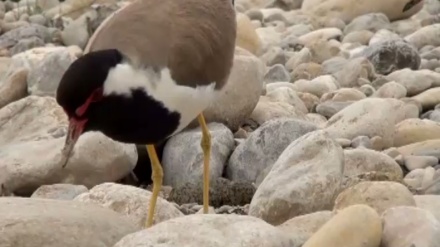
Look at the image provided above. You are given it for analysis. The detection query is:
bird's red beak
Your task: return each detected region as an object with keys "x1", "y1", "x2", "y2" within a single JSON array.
[{"x1": 60, "y1": 118, "x2": 88, "y2": 168}]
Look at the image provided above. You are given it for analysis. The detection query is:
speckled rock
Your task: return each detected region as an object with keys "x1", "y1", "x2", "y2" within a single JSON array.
[
  {"x1": 113, "y1": 214, "x2": 296, "y2": 247},
  {"x1": 227, "y1": 118, "x2": 317, "y2": 184},
  {"x1": 31, "y1": 184, "x2": 88, "y2": 200},
  {"x1": 249, "y1": 130, "x2": 344, "y2": 225}
]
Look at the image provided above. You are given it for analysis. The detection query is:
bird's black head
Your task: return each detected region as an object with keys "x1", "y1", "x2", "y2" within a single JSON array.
[{"x1": 56, "y1": 49, "x2": 123, "y2": 167}]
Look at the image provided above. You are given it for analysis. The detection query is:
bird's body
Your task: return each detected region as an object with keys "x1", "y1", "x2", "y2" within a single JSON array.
[
  {"x1": 57, "y1": 0, "x2": 236, "y2": 145},
  {"x1": 56, "y1": 0, "x2": 236, "y2": 228}
]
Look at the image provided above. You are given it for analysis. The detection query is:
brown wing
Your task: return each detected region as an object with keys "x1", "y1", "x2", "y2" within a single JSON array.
[{"x1": 85, "y1": 0, "x2": 236, "y2": 90}]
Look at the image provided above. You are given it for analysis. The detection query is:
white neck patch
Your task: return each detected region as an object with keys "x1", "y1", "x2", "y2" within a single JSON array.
[{"x1": 102, "y1": 63, "x2": 219, "y2": 134}]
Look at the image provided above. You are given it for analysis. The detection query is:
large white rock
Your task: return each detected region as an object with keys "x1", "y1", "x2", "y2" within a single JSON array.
[
  {"x1": 0, "y1": 96, "x2": 137, "y2": 195},
  {"x1": 113, "y1": 214, "x2": 296, "y2": 247},
  {"x1": 249, "y1": 130, "x2": 344, "y2": 225}
]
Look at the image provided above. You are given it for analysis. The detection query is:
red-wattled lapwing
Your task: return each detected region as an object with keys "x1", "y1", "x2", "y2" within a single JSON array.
[{"x1": 55, "y1": 0, "x2": 236, "y2": 228}]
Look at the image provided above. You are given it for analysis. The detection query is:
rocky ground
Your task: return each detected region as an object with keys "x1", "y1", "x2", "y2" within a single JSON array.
[{"x1": 1, "y1": 0, "x2": 440, "y2": 246}]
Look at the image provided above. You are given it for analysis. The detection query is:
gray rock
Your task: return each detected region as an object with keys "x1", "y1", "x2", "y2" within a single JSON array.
[
  {"x1": 0, "y1": 197, "x2": 138, "y2": 247},
  {"x1": 264, "y1": 64, "x2": 291, "y2": 83},
  {"x1": 10, "y1": 36, "x2": 45, "y2": 55},
  {"x1": 114, "y1": 214, "x2": 296, "y2": 247},
  {"x1": 315, "y1": 101, "x2": 353, "y2": 118},
  {"x1": 226, "y1": 118, "x2": 318, "y2": 183},
  {"x1": 249, "y1": 130, "x2": 344, "y2": 225},
  {"x1": 0, "y1": 24, "x2": 51, "y2": 50},
  {"x1": 362, "y1": 39, "x2": 421, "y2": 75},
  {"x1": 28, "y1": 14, "x2": 47, "y2": 26},
  {"x1": 31, "y1": 183, "x2": 88, "y2": 200},
  {"x1": 162, "y1": 123, "x2": 234, "y2": 188},
  {"x1": 27, "y1": 48, "x2": 77, "y2": 96},
  {"x1": 343, "y1": 13, "x2": 390, "y2": 34}
]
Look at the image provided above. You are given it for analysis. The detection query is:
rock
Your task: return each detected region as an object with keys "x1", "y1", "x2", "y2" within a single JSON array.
[
  {"x1": 381, "y1": 206, "x2": 440, "y2": 247},
  {"x1": 190, "y1": 47, "x2": 264, "y2": 131},
  {"x1": 31, "y1": 184, "x2": 88, "y2": 200},
  {"x1": 249, "y1": 96, "x2": 307, "y2": 125},
  {"x1": 405, "y1": 24, "x2": 440, "y2": 49},
  {"x1": 0, "y1": 24, "x2": 51, "y2": 51},
  {"x1": 290, "y1": 62, "x2": 323, "y2": 82},
  {"x1": 398, "y1": 139, "x2": 440, "y2": 158},
  {"x1": 10, "y1": 36, "x2": 45, "y2": 55},
  {"x1": 249, "y1": 130, "x2": 344, "y2": 225},
  {"x1": 342, "y1": 30, "x2": 374, "y2": 45},
  {"x1": 297, "y1": 28, "x2": 342, "y2": 46},
  {"x1": 27, "y1": 47, "x2": 78, "y2": 97},
  {"x1": 28, "y1": 14, "x2": 47, "y2": 26},
  {"x1": 285, "y1": 47, "x2": 311, "y2": 71},
  {"x1": 265, "y1": 87, "x2": 308, "y2": 114},
  {"x1": 324, "y1": 98, "x2": 409, "y2": 148},
  {"x1": 255, "y1": 26, "x2": 282, "y2": 53},
  {"x1": 0, "y1": 96, "x2": 137, "y2": 195},
  {"x1": 162, "y1": 123, "x2": 234, "y2": 188},
  {"x1": 0, "y1": 197, "x2": 138, "y2": 247},
  {"x1": 394, "y1": 118, "x2": 440, "y2": 147},
  {"x1": 315, "y1": 101, "x2": 353, "y2": 118},
  {"x1": 74, "y1": 183, "x2": 183, "y2": 228},
  {"x1": 61, "y1": 11, "x2": 94, "y2": 49},
  {"x1": 307, "y1": 39, "x2": 341, "y2": 64},
  {"x1": 277, "y1": 211, "x2": 335, "y2": 246},
  {"x1": 385, "y1": 69, "x2": 440, "y2": 96},
  {"x1": 0, "y1": 68, "x2": 28, "y2": 109},
  {"x1": 334, "y1": 181, "x2": 416, "y2": 214},
  {"x1": 264, "y1": 64, "x2": 290, "y2": 82},
  {"x1": 321, "y1": 88, "x2": 366, "y2": 102},
  {"x1": 414, "y1": 195, "x2": 440, "y2": 222},
  {"x1": 302, "y1": 205, "x2": 382, "y2": 247},
  {"x1": 261, "y1": 47, "x2": 287, "y2": 66},
  {"x1": 302, "y1": 0, "x2": 423, "y2": 23},
  {"x1": 413, "y1": 87, "x2": 440, "y2": 110},
  {"x1": 236, "y1": 12, "x2": 262, "y2": 56},
  {"x1": 373, "y1": 81, "x2": 407, "y2": 98},
  {"x1": 343, "y1": 148, "x2": 403, "y2": 179},
  {"x1": 359, "y1": 84, "x2": 375, "y2": 96},
  {"x1": 344, "y1": 13, "x2": 390, "y2": 34},
  {"x1": 362, "y1": 39, "x2": 421, "y2": 75},
  {"x1": 227, "y1": 118, "x2": 318, "y2": 183},
  {"x1": 114, "y1": 214, "x2": 295, "y2": 247},
  {"x1": 404, "y1": 167, "x2": 436, "y2": 190},
  {"x1": 293, "y1": 75, "x2": 338, "y2": 98},
  {"x1": 297, "y1": 92, "x2": 319, "y2": 112},
  {"x1": 332, "y1": 57, "x2": 375, "y2": 88},
  {"x1": 368, "y1": 29, "x2": 402, "y2": 46}
]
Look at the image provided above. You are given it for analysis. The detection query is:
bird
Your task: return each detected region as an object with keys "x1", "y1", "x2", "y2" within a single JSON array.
[{"x1": 55, "y1": 0, "x2": 236, "y2": 228}]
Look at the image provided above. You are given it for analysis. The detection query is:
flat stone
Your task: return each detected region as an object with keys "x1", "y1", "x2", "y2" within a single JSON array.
[
  {"x1": 0, "y1": 197, "x2": 138, "y2": 247},
  {"x1": 31, "y1": 183, "x2": 88, "y2": 200}
]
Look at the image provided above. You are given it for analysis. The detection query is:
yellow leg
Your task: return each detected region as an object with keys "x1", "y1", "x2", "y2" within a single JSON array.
[
  {"x1": 145, "y1": 144, "x2": 163, "y2": 228},
  {"x1": 197, "y1": 113, "x2": 211, "y2": 214}
]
